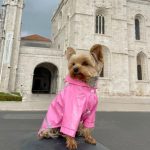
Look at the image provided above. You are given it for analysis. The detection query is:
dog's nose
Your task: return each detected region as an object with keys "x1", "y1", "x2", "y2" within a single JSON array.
[{"x1": 74, "y1": 67, "x2": 79, "y2": 73}]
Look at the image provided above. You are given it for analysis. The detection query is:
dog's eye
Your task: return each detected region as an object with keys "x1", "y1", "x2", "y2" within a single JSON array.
[
  {"x1": 72, "y1": 63, "x2": 75, "y2": 66},
  {"x1": 82, "y1": 61, "x2": 88, "y2": 66}
]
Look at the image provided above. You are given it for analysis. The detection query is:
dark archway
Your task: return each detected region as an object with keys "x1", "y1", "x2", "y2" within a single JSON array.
[
  {"x1": 32, "y1": 67, "x2": 51, "y2": 93},
  {"x1": 32, "y1": 63, "x2": 58, "y2": 94}
]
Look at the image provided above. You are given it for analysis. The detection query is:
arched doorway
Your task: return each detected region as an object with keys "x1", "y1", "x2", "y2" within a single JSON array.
[
  {"x1": 32, "y1": 63, "x2": 58, "y2": 94},
  {"x1": 32, "y1": 67, "x2": 51, "y2": 93}
]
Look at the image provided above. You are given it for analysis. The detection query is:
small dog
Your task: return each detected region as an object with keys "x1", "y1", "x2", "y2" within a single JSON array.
[{"x1": 38, "y1": 44, "x2": 103, "y2": 150}]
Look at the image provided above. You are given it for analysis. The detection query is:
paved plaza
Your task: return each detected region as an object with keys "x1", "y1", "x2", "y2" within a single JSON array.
[{"x1": 0, "y1": 111, "x2": 150, "y2": 150}]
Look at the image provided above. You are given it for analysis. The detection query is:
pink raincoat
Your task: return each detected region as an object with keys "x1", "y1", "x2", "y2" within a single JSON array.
[{"x1": 38, "y1": 75, "x2": 98, "y2": 137}]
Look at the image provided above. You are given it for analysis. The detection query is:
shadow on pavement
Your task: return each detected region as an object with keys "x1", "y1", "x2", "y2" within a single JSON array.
[{"x1": 21, "y1": 132, "x2": 109, "y2": 150}]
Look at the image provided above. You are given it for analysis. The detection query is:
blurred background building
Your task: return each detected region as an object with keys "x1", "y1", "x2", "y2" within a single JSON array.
[{"x1": 0, "y1": 0, "x2": 150, "y2": 101}]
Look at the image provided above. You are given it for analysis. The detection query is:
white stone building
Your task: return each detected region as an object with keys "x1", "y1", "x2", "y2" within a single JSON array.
[
  {"x1": 0, "y1": 6, "x2": 4, "y2": 63},
  {"x1": 0, "y1": 0, "x2": 150, "y2": 102},
  {"x1": 51, "y1": 0, "x2": 150, "y2": 97},
  {"x1": 0, "y1": 8, "x2": 3, "y2": 45}
]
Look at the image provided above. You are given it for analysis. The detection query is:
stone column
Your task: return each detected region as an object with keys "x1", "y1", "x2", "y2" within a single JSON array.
[{"x1": 0, "y1": 0, "x2": 24, "y2": 92}]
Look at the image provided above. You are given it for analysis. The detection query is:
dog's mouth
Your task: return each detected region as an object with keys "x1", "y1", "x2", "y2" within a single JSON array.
[
  {"x1": 71, "y1": 72, "x2": 98, "y2": 86},
  {"x1": 71, "y1": 72, "x2": 86, "y2": 81}
]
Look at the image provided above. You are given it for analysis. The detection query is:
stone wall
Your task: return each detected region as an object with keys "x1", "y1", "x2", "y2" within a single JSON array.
[{"x1": 127, "y1": 0, "x2": 150, "y2": 96}]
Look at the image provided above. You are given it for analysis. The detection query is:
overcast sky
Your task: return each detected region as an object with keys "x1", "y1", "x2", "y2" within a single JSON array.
[
  {"x1": 0, "y1": 1, "x2": 2, "y2": 7},
  {"x1": 0, "y1": 0, "x2": 60, "y2": 38},
  {"x1": 22, "y1": 0, "x2": 59, "y2": 38}
]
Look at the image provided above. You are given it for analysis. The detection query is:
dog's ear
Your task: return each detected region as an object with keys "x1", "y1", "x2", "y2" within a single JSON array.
[
  {"x1": 90, "y1": 44, "x2": 103, "y2": 64},
  {"x1": 65, "y1": 47, "x2": 76, "y2": 61}
]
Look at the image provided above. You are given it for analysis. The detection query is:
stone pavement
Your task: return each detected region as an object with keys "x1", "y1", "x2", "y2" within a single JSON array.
[
  {"x1": 0, "y1": 95, "x2": 150, "y2": 111},
  {"x1": 0, "y1": 111, "x2": 150, "y2": 150}
]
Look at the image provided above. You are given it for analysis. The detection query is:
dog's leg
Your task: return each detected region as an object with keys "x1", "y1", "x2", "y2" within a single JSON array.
[
  {"x1": 65, "y1": 135, "x2": 77, "y2": 150},
  {"x1": 76, "y1": 123, "x2": 84, "y2": 137},
  {"x1": 38, "y1": 128, "x2": 60, "y2": 139},
  {"x1": 83, "y1": 128, "x2": 96, "y2": 145}
]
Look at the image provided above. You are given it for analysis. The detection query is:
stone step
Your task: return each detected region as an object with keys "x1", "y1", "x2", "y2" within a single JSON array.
[{"x1": 0, "y1": 96, "x2": 150, "y2": 111}]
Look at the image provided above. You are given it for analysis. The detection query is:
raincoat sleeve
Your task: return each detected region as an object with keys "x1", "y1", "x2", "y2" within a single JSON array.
[
  {"x1": 83, "y1": 102, "x2": 98, "y2": 128},
  {"x1": 60, "y1": 85, "x2": 86, "y2": 137}
]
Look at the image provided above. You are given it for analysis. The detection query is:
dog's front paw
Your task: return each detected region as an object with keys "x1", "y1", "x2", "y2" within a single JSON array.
[
  {"x1": 66, "y1": 137, "x2": 77, "y2": 150},
  {"x1": 85, "y1": 136, "x2": 97, "y2": 145}
]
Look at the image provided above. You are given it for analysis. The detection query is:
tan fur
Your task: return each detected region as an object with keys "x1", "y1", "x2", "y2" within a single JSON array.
[
  {"x1": 66, "y1": 47, "x2": 76, "y2": 61},
  {"x1": 66, "y1": 44, "x2": 104, "y2": 83},
  {"x1": 64, "y1": 44, "x2": 103, "y2": 150},
  {"x1": 66, "y1": 136, "x2": 78, "y2": 150}
]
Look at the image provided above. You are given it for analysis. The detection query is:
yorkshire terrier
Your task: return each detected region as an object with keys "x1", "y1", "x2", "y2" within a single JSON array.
[{"x1": 38, "y1": 44, "x2": 103, "y2": 150}]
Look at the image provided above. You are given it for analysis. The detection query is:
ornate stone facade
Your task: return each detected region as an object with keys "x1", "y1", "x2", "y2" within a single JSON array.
[
  {"x1": 0, "y1": 0, "x2": 150, "y2": 101},
  {"x1": 52, "y1": 0, "x2": 150, "y2": 97}
]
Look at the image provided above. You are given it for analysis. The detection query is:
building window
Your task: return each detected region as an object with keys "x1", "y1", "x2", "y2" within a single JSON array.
[
  {"x1": 96, "y1": 15, "x2": 105, "y2": 34},
  {"x1": 58, "y1": 44, "x2": 60, "y2": 49},
  {"x1": 99, "y1": 46, "x2": 110, "y2": 78},
  {"x1": 135, "y1": 14, "x2": 145, "y2": 41},
  {"x1": 137, "y1": 52, "x2": 148, "y2": 80},
  {"x1": 100, "y1": 67, "x2": 104, "y2": 77},
  {"x1": 137, "y1": 65, "x2": 142, "y2": 80},
  {"x1": 135, "y1": 19, "x2": 140, "y2": 40}
]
